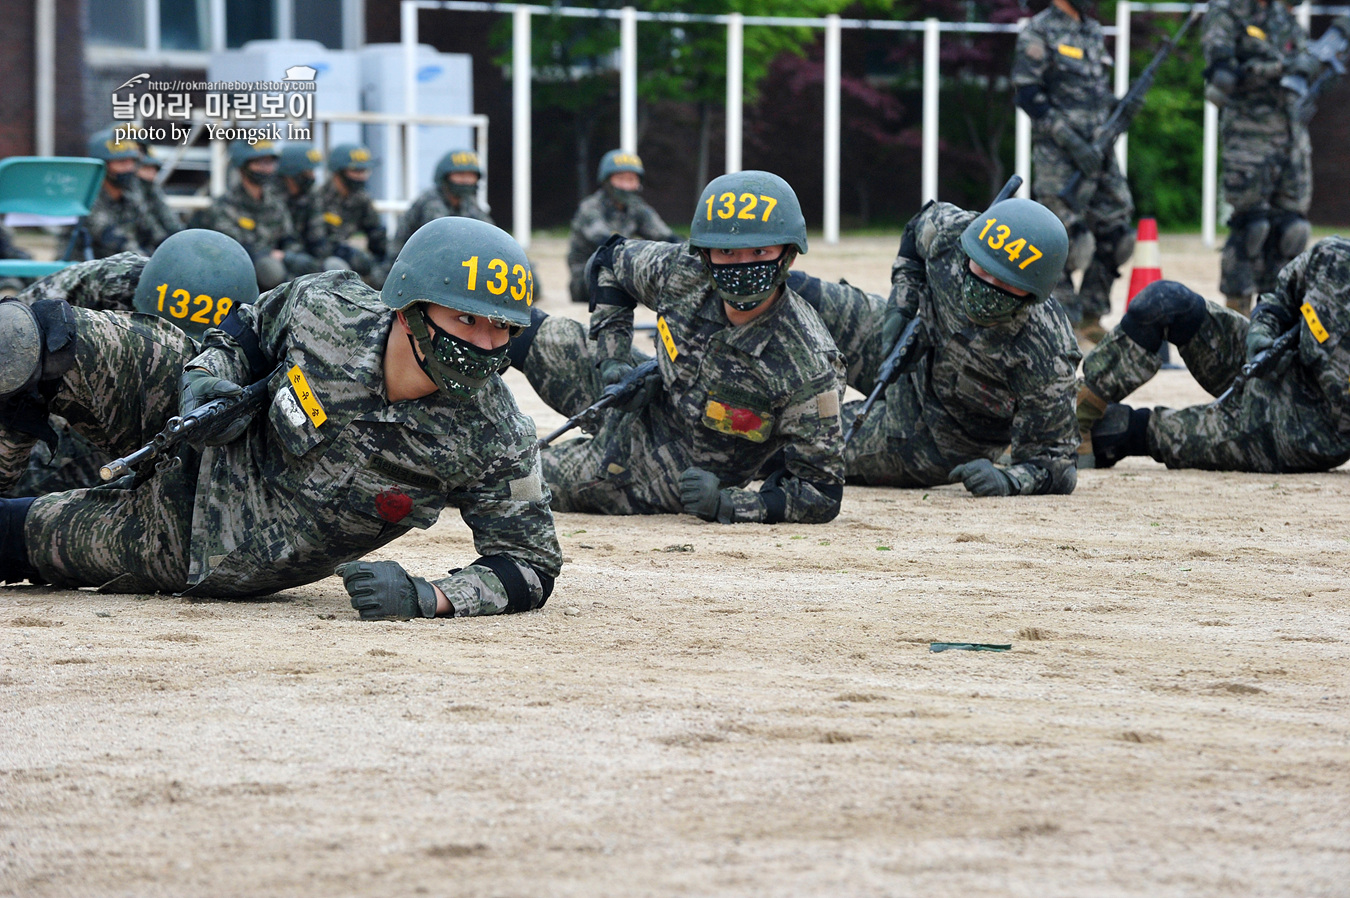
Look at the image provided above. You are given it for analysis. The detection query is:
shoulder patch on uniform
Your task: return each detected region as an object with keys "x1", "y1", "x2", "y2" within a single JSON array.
[
  {"x1": 1025, "y1": 41, "x2": 1046, "y2": 60},
  {"x1": 816, "y1": 390, "x2": 840, "y2": 418},
  {"x1": 369, "y1": 455, "x2": 443, "y2": 491}
]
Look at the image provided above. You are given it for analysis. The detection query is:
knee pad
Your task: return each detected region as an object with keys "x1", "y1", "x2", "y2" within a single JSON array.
[
  {"x1": 1226, "y1": 212, "x2": 1269, "y2": 260},
  {"x1": 254, "y1": 256, "x2": 287, "y2": 291},
  {"x1": 1066, "y1": 226, "x2": 1095, "y2": 272},
  {"x1": 1273, "y1": 213, "x2": 1310, "y2": 259},
  {"x1": 1106, "y1": 227, "x2": 1136, "y2": 267},
  {"x1": 1119, "y1": 280, "x2": 1207, "y2": 351},
  {"x1": 505, "y1": 305, "x2": 549, "y2": 371},
  {"x1": 0, "y1": 299, "x2": 75, "y2": 399}
]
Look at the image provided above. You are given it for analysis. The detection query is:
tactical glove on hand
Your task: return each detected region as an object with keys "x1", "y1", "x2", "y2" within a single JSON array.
[
  {"x1": 948, "y1": 459, "x2": 1017, "y2": 497},
  {"x1": 1051, "y1": 120, "x2": 1103, "y2": 179},
  {"x1": 179, "y1": 369, "x2": 252, "y2": 446},
  {"x1": 337, "y1": 560, "x2": 439, "y2": 620},
  {"x1": 679, "y1": 467, "x2": 730, "y2": 522},
  {"x1": 598, "y1": 358, "x2": 661, "y2": 413}
]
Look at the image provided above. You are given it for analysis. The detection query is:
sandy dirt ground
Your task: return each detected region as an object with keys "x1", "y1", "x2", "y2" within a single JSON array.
[{"x1": 2, "y1": 233, "x2": 1348, "y2": 897}]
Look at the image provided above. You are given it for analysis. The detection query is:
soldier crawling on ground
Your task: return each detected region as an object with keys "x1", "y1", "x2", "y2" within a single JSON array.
[{"x1": 0, "y1": 218, "x2": 560, "y2": 622}]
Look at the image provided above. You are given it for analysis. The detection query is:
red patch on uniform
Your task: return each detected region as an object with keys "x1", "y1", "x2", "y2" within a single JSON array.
[
  {"x1": 374, "y1": 488, "x2": 413, "y2": 523},
  {"x1": 730, "y1": 407, "x2": 763, "y2": 432}
]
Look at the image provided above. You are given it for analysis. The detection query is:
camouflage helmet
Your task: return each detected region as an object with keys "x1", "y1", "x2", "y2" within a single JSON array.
[
  {"x1": 597, "y1": 149, "x2": 644, "y2": 184},
  {"x1": 329, "y1": 143, "x2": 374, "y2": 172},
  {"x1": 229, "y1": 139, "x2": 280, "y2": 168},
  {"x1": 435, "y1": 149, "x2": 483, "y2": 181},
  {"x1": 278, "y1": 143, "x2": 323, "y2": 177},
  {"x1": 382, "y1": 217, "x2": 533, "y2": 327},
  {"x1": 131, "y1": 229, "x2": 259, "y2": 340},
  {"x1": 959, "y1": 197, "x2": 1068, "y2": 302},
  {"x1": 689, "y1": 170, "x2": 808, "y2": 254},
  {"x1": 87, "y1": 129, "x2": 142, "y2": 162}
]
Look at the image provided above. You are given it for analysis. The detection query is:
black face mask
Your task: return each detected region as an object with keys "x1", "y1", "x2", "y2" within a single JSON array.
[
  {"x1": 405, "y1": 307, "x2": 513, "y2": 399},
  {"x1": 445, "y1": 180, "x2": 478, "y2": 200},
  {"x1": 340, "y1": 172, "x2": 368, "y2": 194},
  {"x1": 705, "y1": 249, "x2": 796, "y2": 312},
  {"x1": 241, "y1": 166, "x2": 275, "y2": 189},
  {"x1": 602, "y1": 183, "x2": 638, "y2": 208},
  {"x1": 110, "y1": 171, "x2": 137, "y2": 190},
  {"x1": 292, "y1": 173, "x2": 315, "y2": 193}
]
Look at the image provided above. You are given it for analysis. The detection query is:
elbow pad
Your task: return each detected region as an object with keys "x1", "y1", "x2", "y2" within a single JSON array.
[{"x1": 1015, "y1": 84, "x2": 1052, "y2": 120}]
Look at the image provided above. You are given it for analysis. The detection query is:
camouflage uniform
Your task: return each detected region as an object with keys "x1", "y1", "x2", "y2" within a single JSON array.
[
  {"x1": 391, "y1": 187, "x2": 494, "y2": 258},
  {"x1": 23, "y1": 270, "x2": 561, "y2": 615},
  {"x1": 1013, "y1": 4, "x2": 1136, "y2": 326},
  {"x1": 305, "y1": 179, "x2": 389, "y2": 270},
  {"x1": 0, "y1": 254, "x2": 153, "y2": 497},
  {"x1": 1083, "y1": 238, "x2": 1350, "y2": 471},
  {"x1": 799, "y1": 202, "x2": 1081, "y2": 494},
  {"x1": 285, "y1": 184, "x2": 321, "y2": 254},
  {"x1": 523, "y1": 240, "x2": 846, "y2": 523},
  {"x1": 198, "y1": 182, "x2": 305, "y2": 269},
  {"x1": 1202, "y1": 0, "x2": 1310, "y2": 303},
  {"x1": 140, "y1": 180, "x2": 184, "y2": 241},
  {"x1": 84, "y1": 182, "x2": 172, "y2": 259},
  {"x1": 567, "y1": 191, "x2": 674, "y2": 304}
]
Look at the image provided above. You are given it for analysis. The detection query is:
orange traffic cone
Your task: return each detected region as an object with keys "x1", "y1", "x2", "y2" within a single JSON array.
[{"x1": 1125, "y1": 218, "x2": 1161, "y2": 308}]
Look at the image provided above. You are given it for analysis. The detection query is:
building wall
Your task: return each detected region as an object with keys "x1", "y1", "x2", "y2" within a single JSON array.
[{"x1": 0, "y1": 0, "x2": 87, "y2": 158}]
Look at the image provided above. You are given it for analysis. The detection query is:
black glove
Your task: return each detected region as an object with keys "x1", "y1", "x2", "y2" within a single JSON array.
[
  {"x1": 679, "y1": 467, "x2": 730, "y2": 521},
  {"x1": 337, "y1": 560, "x2": 438, "y2": 620},
  {"x1": 598, "y1": 358, "x2": 661, "y2": 414},
  {"x1": 948, "y1": 459, "x2": 1017, "y2": 497},
  {"x1": 179, "y1": 369, "x2": 252, "y2": 446},
  {"x1": 881, "y1": 306, "x2": 911, "y2": 349},
  {"x1": 1051, "y1": 120, "x2": 1103, "y2": 179},
  {"x1": 1245, "y1": 323, "x2": 1277, "y2": 363}
]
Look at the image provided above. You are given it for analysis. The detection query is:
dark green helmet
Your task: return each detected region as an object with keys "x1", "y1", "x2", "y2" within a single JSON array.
[
  {"x1": 382, "y1": 217, "x2": 533, "y2": 327},
  {"x1": 689, "y1": 170, "x2": 808, "y2": 254},
  {"x1": 229, "y1": 139, "x2": 280, "y2": 168},
  {"x1": 87, "y1": 129, "x2": 141, "y2": 162},
  {"x1": 597, "y1": 149, "x2": 644, "y2": 184},
  {"x1": 435, "y1": 149, "x2": 483, "y2": 181},
  {"x1": 279, "y1": 143, "x2": 323, "y2": 177},
  {"x1": 132, "y1": 229, "x2": 259, "y2": 340},
  {"x1": 959, "y1": 197, "x2": 1068, "y2": 302},
  {"x1": 329, "y1": 143, "x2": 374, "y2": 172}
]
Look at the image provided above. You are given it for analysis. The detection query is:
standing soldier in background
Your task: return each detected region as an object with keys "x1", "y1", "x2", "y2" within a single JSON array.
[
  {"x1": 566, "y1": 150, "x2": 675, "y2": 304},
  {"x1": 1202, "y1": 0, "x2": 1309, "y2": 315},
  {"x1": 306, "y1": 143, "x2": 389, "y2": 289},
  {"x1": 278, "y1": 143, "x2": 323, "y2": 248},
  {"x1": 791, "y1": 195, "x2": 1080, "y2": 497},
  {"x1": 392, "y1": 149, "x2": 494, "y2": 258},
  {"x1": 132, "y1": 145, "x2": 184, "y2": 239},
  {"x1": 83, "y1": 129, "x2": 175, "y2": 259},
  {"x1": 1013, "y1": 0, "x2": 1138, "y2": 344},
  {"x1": 197, "y1": 140, "x2": 318, "y2": 291}
]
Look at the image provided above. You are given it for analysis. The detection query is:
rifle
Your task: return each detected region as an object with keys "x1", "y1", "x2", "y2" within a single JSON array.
[
  {"x1": 536, "y1": 358, "x2": 660, "y2": 449},
  {"x1": 844, "y1": 174, "x2": 1026, "y2": 447},
  {"x1": 1282, "y1": 16, "x2": 1350, "y2": 124},
  {"x1": 99, "y1": 370, "x2": 277, "y2": 482},
  {"x1": 1059, "y1": 7, "x2": 1201, "y2": 209},
  {"x1": 1209, "y1": 325, "x2": 1300, "y2": 408}
]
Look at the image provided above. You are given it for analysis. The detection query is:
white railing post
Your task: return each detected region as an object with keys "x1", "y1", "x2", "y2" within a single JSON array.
[
  {"x1": 513, "y1": 5, "x2": 532, "y2": 249},
  {"x1": 1015, "y1": 18, "x2": 1031, "y2": 197},
  {"x1": 620, "y1": 6, "x2": 637, "y2": 153},
  {"x1": 824, "y1": 14, "x2": 841, "y2": 244},
  {"x1": 1203, "y1": 100, "x2": 1219, "y2": 247},
  {"x1": 922, "y1": 18, "x2": 940, "y2": 202},
  {"x1": 725, "y1": 12, "x2": 743, "y2": 173},
  {"x1": 35, "y1": 0, "x2": 55, "y2": 156},
  {"x1": 476, "y1": 119, "x2": 490, "y2": 211},
  {"x1": 1296, "y1": 0, "x2": 1311, "y2": 31},
  {"x1": 402, "y1": 1, "x2": 418, "y2": 203},
  {"x1": 1114, "y1": 0, "x2": 1131, "y2": 175}
]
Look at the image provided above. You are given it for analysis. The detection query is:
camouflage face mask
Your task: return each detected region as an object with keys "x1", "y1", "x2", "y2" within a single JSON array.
[
  {"x1": 446, "y1": 181, "x2": 478, "y2": 199},
  {"x1": 709, "y1": 257, "x2": 788, "y2": 312},
  {"x1": 405, "y1": 307, "x2": 513, "y2": 400},
  {"x1": 961, "y1": 268, "x2": 1029, "y2": 326},
  {"x1": 602, "y1": 183, "x2": 638, "y2": 207}
]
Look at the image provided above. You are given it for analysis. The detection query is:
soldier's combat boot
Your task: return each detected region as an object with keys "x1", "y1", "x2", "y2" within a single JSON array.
[
  {"x1": 1090, "y1": 403, "x2": 1151, "y2": 468},
  {"x1": 1076, "y1": 382, "x2": 1109, "y2": 468}
]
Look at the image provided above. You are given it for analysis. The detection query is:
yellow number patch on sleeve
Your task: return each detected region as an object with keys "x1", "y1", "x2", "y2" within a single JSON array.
[
  {"x1": 1246, "y1": 25, "x2": 1267, "y2": 40},
  {"x1": 1300, "y1": 302, "x2": 1330, "y2": 343},
  {"x1": 1057, "y1": 43, "x2": 1084, "y2": 59},
  {"x1": 656, "y1": 316, "x2": 678, "y2": 361},
  {"x1": 287, "y1": 365, "x2": 328, "y2": 428},
  {"x1": 322, "y1": 212, "x2": 343, "y2": 227},
  {"x1": 237, "y1": 217, "x2": 256, "y2": 231}
]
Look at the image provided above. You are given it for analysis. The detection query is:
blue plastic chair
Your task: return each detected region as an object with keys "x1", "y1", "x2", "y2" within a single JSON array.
[{"x1": 0, "y1": 156, "x2": 106, "y2": 279}]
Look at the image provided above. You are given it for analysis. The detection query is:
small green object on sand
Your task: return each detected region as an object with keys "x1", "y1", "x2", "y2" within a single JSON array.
[{"x1": 930, "y1": 642, "x2": 1012, "y2": 653}]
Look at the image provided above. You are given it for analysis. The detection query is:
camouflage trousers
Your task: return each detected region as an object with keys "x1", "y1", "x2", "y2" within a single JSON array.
[
  {"x1": 1219, "y1": 111, "x2": 1313, "y2": 298},
  {"x1": 1034, "y1": 141, "x2": 1135, "y2": 323},
  {"x1": 1, "y1": 418, "x2": 109, "y2": 499},
  {"x1": 13, "y1": 309, "x2": 199, "y2": 591},
  {"x1": 1083, "y1": 303, "x2": 1350, "y2": 472},
  {"x1": 522, "y1": 315, "x2": 679, "y2": 515}
]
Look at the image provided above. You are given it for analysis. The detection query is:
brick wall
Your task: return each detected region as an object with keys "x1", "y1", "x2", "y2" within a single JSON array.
[{"x1": 0, "y1": 0, "x2": 87, "y2": 158}]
